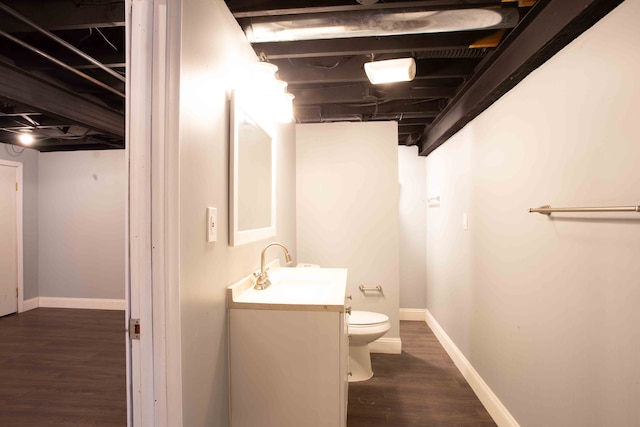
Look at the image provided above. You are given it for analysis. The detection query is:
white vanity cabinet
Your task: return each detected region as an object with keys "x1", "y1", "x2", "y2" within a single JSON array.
[{"x1": 227, "y1": 267, "x2": 349, "y2": 427}]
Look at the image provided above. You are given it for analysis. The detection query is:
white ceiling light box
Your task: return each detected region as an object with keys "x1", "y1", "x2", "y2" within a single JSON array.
[{"x1": 364, "y1": 58, "x2": 416, "y2": 84}]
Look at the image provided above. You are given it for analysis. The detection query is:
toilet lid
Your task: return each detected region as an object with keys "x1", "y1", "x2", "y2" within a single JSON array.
[{"x1": 349, "y1": 310, "x2": 389, "y2": 325}]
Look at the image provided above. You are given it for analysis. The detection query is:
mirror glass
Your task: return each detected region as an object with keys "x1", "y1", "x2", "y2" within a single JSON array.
[{"x1": 230, "y1": 92, "x2": 276, "y2": 246}]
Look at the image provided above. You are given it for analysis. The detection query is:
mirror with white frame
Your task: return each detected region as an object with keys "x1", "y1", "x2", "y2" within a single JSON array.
[{"x1": 229, "y1": 91, "x2": 276, "y2": 246}]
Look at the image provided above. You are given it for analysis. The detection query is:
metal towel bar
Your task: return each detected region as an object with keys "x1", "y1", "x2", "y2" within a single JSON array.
[
  {"x1": 359, "y1": 285, "x2": 383, "y2": 293},
  {"x1": 529, "y1": 204, "x2": 640, "y2": 216}
]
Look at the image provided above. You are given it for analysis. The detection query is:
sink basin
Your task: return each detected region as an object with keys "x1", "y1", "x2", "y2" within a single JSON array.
[
  {"x1": 236, "y1": 278, "x2": 332, "y2": 304},
  {"x1": 228, "y1": 265, "x2": 348, "y2": 310},
  {"x1": 267, "y1": 279, "x2": 332, "y2": 299}
]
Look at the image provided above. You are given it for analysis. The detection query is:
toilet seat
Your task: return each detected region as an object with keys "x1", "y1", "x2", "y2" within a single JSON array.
[{"x1": 349, "y1": 310, "x2": 389, "y2": 327}]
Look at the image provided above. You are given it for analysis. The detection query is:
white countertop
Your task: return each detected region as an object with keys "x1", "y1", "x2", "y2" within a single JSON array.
[{"x1": 227, "y1": 265, "x2": 348, "y2": 312}]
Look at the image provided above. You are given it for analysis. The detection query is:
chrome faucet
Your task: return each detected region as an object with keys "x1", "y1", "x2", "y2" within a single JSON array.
[{"x1": 254, "y1": 242, "x2": 293, "y2": 290}]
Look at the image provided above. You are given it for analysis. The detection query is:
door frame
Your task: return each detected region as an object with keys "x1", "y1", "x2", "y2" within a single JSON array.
[
  {"x1": 127, "y1": 0, "x2": 182, "y2": 425},
  {"x1": 0, "y1": 159, "x2": 23, "y2": 314}
]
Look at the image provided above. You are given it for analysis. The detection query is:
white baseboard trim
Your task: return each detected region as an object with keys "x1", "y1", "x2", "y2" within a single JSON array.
[
  {"x1": 369, "y1": 337, "x2": 402, "y2": 354},
  {"x1": 400, "y1": 308, "x2": 427, "y2": 321},
  {"x1": 425, "y1": 310, "x2": 519, "y2": 427},
  {"x1": 22, "y1": 297, "x2": 39, "y2": 312},
  {"x1": 38, "y1": 297, "x2": 125, "y2": 311}
]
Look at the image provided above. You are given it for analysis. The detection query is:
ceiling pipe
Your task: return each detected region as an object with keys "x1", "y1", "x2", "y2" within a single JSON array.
[
  {"x1": 234, "y1": 1, "x2": 511, "y2": 19},
  {"x1": 0, "y1": 2, "x2": 125, "y2": 83},
  {"x1": 245, "y1": 7, "x2": 520, "y2": 43},
  {"x1": 0, "y1": 29, "x2": 125, "y2": 98}
]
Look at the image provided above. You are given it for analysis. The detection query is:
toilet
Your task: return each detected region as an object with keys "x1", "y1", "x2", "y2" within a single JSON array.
[{"x1": 348, "y1": 310, "x2": 390, "y2": 382}]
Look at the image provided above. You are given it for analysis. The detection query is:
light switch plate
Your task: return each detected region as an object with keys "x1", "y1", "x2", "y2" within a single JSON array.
[
  {"x1": 462, "y1": 212, "x2": 468, "y2": 231},
  {"x1": 207, "y1": 207, "x2": 217, "y2": 242}
]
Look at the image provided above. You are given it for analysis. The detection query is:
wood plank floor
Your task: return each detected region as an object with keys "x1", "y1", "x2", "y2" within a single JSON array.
[
  {"x1": 0, "y1": 308, "x2": 127, "y2": 426},
  {"x1": 348, "y1": 320, "x2": 496, "y2": 427},
  {"x1": 1, "y1": 311, "x2": 493, "y2": 426}
]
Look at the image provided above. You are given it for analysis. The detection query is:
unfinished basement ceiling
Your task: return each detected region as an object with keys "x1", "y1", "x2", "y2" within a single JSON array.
[
  {"x1": 0, "y1": 0, "x2": 125, "y2": 152},
  {"x1": 0, "y1": 0, "x2": 624, "y2": 153},
  {"x1": 224, "y1": 0, "x2": 624, "y2": 155}
]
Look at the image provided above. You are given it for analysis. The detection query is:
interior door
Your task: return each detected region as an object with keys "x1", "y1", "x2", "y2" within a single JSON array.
[{"x1": 0, "y1": 162, "x2": 18, "y2": 317}]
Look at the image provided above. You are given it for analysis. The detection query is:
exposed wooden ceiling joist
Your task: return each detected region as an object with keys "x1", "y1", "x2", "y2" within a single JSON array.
[
  {"x1": 295, "y1": 99, "x2": 442, "y2": 122},
  {"x1": 0, "y1": 0, "x2": 125, "y2": 32},
  {"x1": 274, "y1": 58, "x2": 479, "y2": 85},
  {"x1": 256, "y1": 31, "x2": 497, "y2": 59},
  {"x1": 0, "y1": 59, "x2": 124, "y2": 138},
  {"x1": 290, "y1": 84, "x2": 455, "y2": 106},
  {"x1": 13, "y1": 51, "x2": 126, "y2": 72},
  {"x1": 419, "y1": 0, "x2": 626, "y2": 155},
  {"x1": 36, "y1": 141, "x2": 122, "y2": 152},
  {"x1": 0, "y1": 0, "x2": 621, "y2": 153}
]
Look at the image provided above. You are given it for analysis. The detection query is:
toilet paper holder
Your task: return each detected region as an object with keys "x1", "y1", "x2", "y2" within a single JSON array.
[{"x1": 358, "y1": 284, "x2": 383, "y2": 294}]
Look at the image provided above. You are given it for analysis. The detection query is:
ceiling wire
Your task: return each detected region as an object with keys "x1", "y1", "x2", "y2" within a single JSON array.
[
  {"x1": 95, "y1": 28, "x2": 118, "y2": 51},
  {"x1": 0, "y1": 29, "x2": 125, "y2": 98},
  {"x1": 79, "y1": 28, "x2": 94, "y2": 44},
  {"x1": 79, "y1": 27, "x2": 118, "y2": 51},
  {"x1": 0, "y1": 3, "x2": 125, "y2": 83},
  {"x1": 286, "y1": 57, "x2": 344, "y2": 70},
  {"x1": 343, "y1": 99, "x2": 392, "y2": 107}
]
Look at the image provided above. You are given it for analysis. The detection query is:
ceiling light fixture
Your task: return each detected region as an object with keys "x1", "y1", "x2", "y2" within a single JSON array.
[
  {"x1": 364, "y1": 58, "x2": 416, "y2": 84},
  {"x1": 17, "y1": 131, "x2": 34, "y2": 145},
  {"x1": 236, "y1": 61, "x2": 295, "y2": 123}
]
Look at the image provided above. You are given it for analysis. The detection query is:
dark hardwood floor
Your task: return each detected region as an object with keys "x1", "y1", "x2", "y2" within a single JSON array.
[
  {"x1": 348, "y1": 321, "x2": 496, "y2": 427},
  {"x1": 0, "y1": 310, "x2": 492, "y2": 426},
  {"x1": 0, "y1": 308, "x2": 127, "y2": 426}
]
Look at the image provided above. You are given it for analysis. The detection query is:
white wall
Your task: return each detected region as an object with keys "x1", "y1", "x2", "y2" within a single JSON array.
[
  {"x1": 296, "y1": 122, "x2": 400, "y2": 340},
  {"x1": 425, "y1": 1, "x2": 640, "y2": 425},
  {"x1": 38, "y1": 150, "x2": 126, "y2": 299},
  {"x1": 0, "y1": 143, "x2": 39, "y2": 299},
  {"x1": 398, "y1": 145, "x2": 426, "y2": 309},
  {"x1": 175, "y1": 0, "x2": 297, "y2": 425}
]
